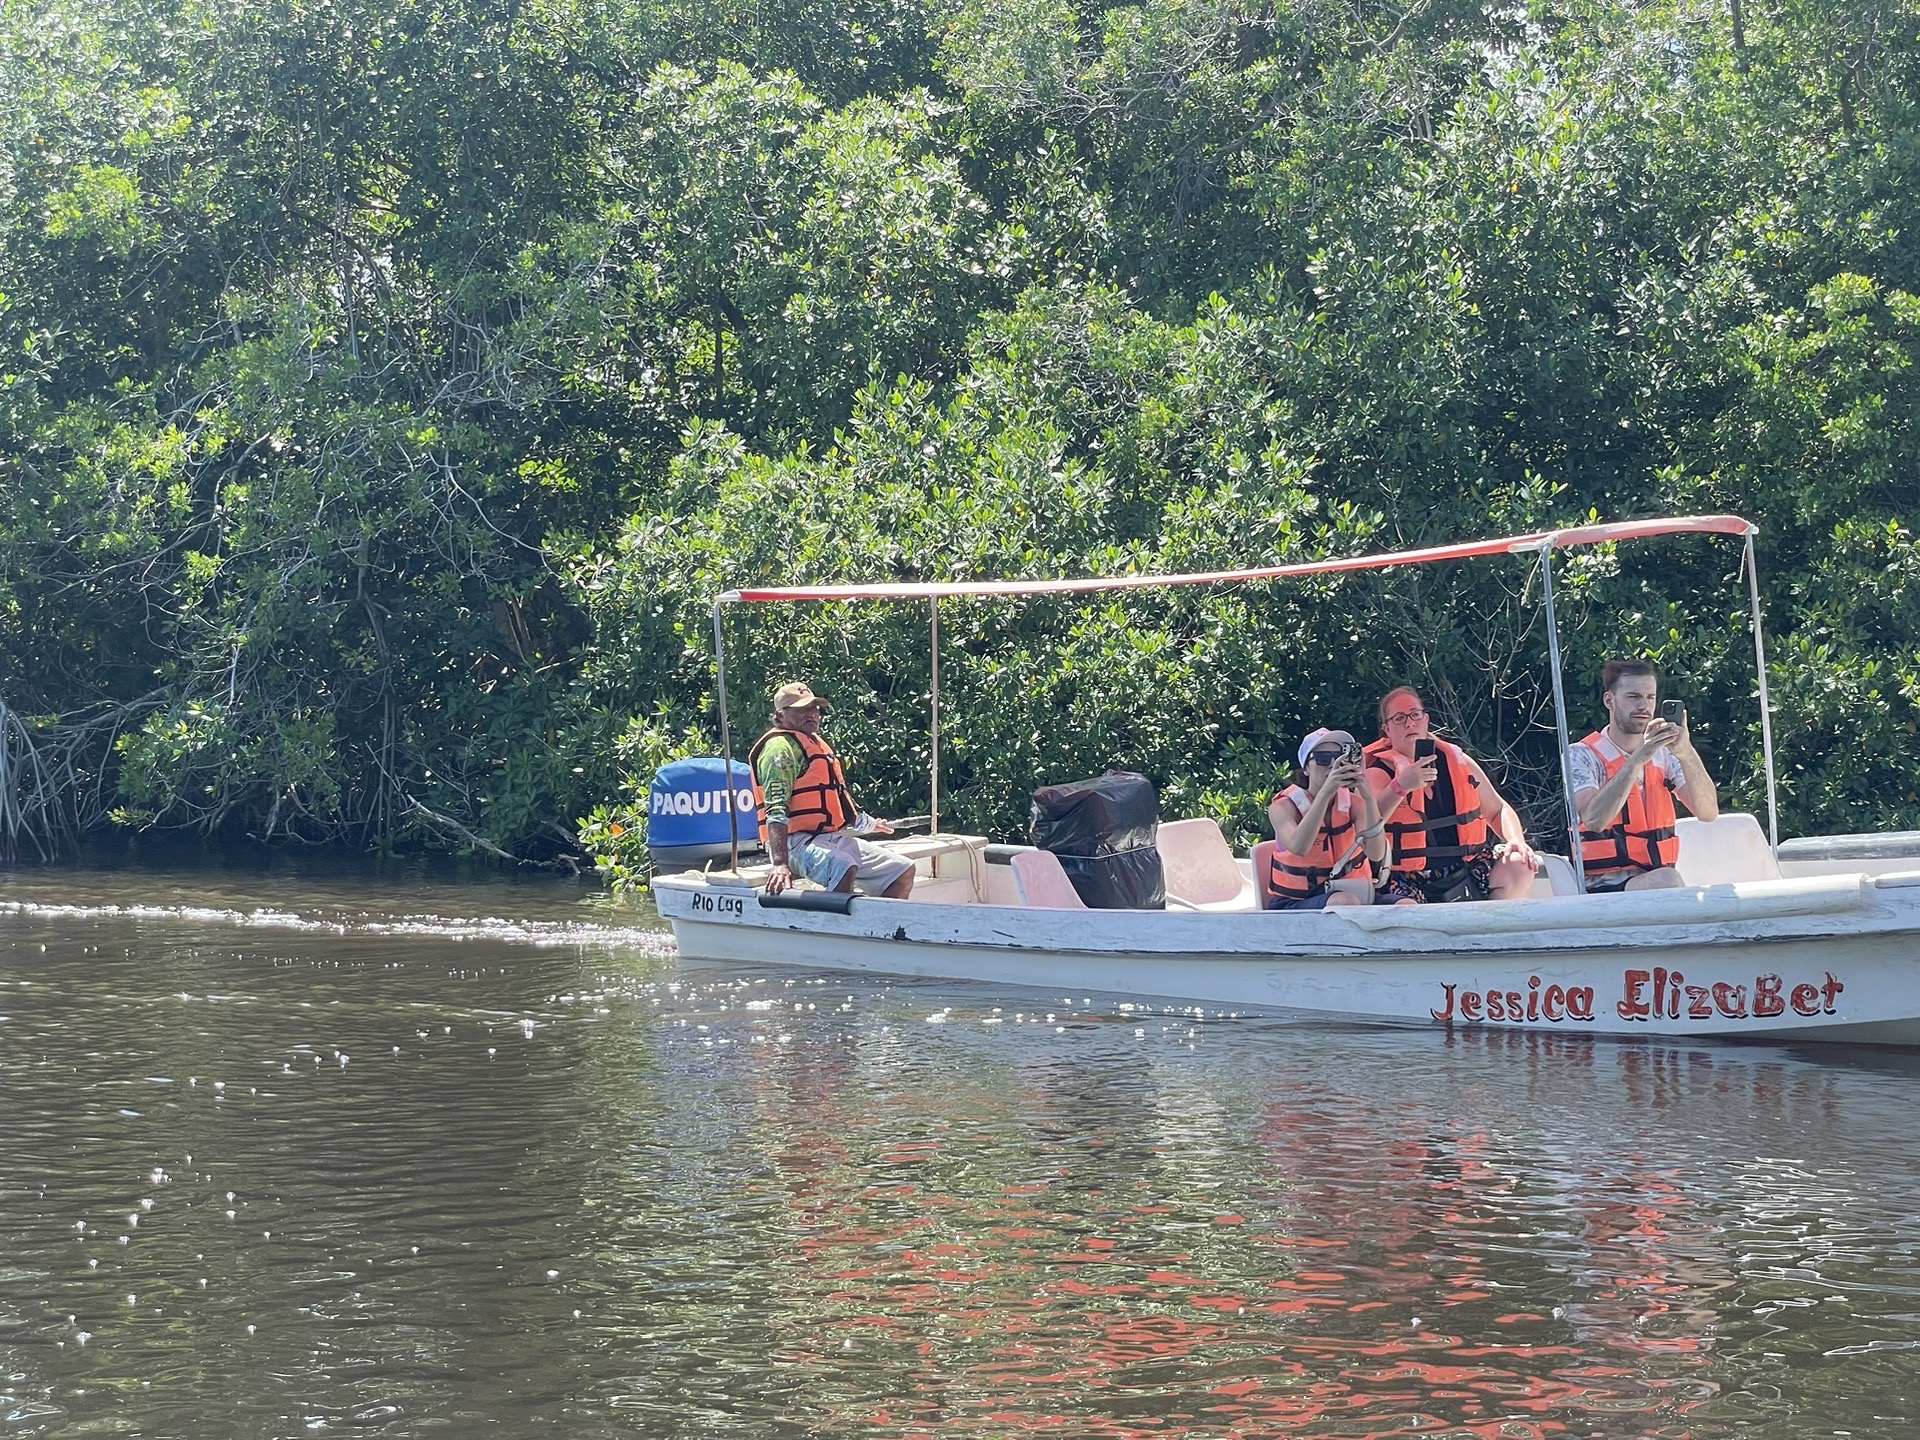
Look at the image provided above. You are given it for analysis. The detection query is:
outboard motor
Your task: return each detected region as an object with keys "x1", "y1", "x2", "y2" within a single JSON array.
[{"x1": 647, "y1": 758, "x2": 761, "y2": 870}]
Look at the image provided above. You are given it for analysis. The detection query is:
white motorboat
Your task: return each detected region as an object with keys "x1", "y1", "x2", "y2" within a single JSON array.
[{"x1": 655, "y1": 516, "x2": 1920, "y2": 1046}]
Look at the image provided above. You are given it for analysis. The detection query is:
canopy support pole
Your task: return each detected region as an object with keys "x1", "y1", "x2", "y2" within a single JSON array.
[
  {"x1": 1744, "y1": 530, "x2": 1780, "y2": 852},
  {"x1": 1538, "y1": 541, "x2": 1587, "y2": 892},
  {"x1": 712, "y1": 598, "x2": 741, "y2": 874},
  {"x1": 929, "y1": 598, "x2": 941, "y2": 837}
]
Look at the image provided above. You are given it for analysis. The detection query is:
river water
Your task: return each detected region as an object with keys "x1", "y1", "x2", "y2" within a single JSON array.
[{"x1": 1, "y1": 858, "x2": 1916, "y2": 1439}]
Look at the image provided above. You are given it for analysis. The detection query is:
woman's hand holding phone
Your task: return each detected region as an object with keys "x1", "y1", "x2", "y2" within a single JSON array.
[{"x1": 1405, "y1": 737, "x2": 1438, "y2": 792}]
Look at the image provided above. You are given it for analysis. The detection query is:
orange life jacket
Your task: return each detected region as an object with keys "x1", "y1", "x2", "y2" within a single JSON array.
[
  {"x1": 1267, "y1": 785, "x2": 1371, "y2": 904},
  {"x1": 747, "y1": 727, "x2": 856, "y2": 845},
  {"x1": 1363, "y1": 737, "x2": 1491, "y2": 876},
  {"x1": 1576, "y1": 732, "x2": 1680, "y2": 877}
]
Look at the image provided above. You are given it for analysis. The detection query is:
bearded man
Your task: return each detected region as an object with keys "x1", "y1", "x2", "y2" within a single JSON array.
[{"x1": 1568, "y1": 660, "x2": 1719, "y2": 892}]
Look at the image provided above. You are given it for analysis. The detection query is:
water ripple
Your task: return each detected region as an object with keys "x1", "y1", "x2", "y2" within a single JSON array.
[{"x1": 0, "y1": 867, "x2": 1917, "y2": 1437}]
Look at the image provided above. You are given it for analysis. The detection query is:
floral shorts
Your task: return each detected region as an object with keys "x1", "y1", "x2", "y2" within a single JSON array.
[{"x1": 1382, "y1": 856, "x2": 1494, "y2": 904}]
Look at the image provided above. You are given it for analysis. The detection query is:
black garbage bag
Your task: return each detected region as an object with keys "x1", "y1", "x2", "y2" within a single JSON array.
[
  {"x1": 1052, "y1": 846, "x2": 1167, "y2": 911},
  {"x1": 1030, "y1": 771, "x2": 1165, "y2": 909}
]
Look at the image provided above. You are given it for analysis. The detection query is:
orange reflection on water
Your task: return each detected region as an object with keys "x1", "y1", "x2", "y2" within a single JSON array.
[{"x1": 709, "y1": 1021, "x2": 1844, "y2": 1435}]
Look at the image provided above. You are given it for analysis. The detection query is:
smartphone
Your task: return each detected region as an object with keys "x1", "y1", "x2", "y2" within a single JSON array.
[
  {"x1": 1660, "y1": 699, "x2": 1686, "y2": 727},
  {"x1": 1413, "y1": 737, "x2": 1437, "y2": 762}
]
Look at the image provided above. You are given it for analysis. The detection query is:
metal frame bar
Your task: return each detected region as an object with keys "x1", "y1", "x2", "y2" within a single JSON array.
[
  {"x1": 1536, "y1": 539, "x2": 1587, "y2": 891},
  {"x1": 1744, "y1": 531, "x2": 1780, "y2": 852},
  {"x1": 929, "y1": 598, "x2": 941, "y2": 836},
  {"x1": 713, "y1": 596, "x2": 741, "y2": 874}
]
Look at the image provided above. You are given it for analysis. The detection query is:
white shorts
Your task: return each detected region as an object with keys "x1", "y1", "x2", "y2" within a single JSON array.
[{"x1": 790, "y1": 832, "x2": 915, "y2": 894}]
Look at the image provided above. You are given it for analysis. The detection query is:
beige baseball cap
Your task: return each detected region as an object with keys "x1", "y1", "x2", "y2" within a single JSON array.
[{"x1": 772, "y1": 681, "x2": 828, "y2": 711}]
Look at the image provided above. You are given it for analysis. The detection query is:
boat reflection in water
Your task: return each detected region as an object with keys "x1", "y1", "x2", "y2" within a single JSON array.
[{"x1": 728, "y1": 1014, "x2": 1917, "y2": 1438}]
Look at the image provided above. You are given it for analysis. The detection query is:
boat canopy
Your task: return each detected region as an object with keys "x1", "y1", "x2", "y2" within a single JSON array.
[
  {"x1": 708, "y1": 512, "x2": 1774, "y2": 888},
  {"x1": 720, "y1": 514, "x2": 1756, "y2": 605}
]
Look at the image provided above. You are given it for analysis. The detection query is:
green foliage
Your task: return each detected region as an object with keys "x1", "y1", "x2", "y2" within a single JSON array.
[
  {"x1": 2, "y1": 0, "x2": 1917, "y2": 867},
  {"x1": 576, "y1": 713, "x2": 717, "y2": 890},
  {"x1": 569, "y1": 288, "x2": 1394, "y2": 845}
]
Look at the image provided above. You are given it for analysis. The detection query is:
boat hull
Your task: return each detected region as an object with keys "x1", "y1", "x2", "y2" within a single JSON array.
[{"x1": 656, "y1": 872, "x2": 1920, "y2": 1046}]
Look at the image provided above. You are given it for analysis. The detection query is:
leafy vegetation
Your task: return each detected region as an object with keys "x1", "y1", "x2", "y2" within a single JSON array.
[{"x1": 2, "y1": 0, "x2": 1916, "y2": 873}]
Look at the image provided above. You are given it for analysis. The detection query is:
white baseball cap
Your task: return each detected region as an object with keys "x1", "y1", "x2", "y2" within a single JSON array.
[{"x1": 1298, "y1": 728, "x2": 1357, "y2": 767}]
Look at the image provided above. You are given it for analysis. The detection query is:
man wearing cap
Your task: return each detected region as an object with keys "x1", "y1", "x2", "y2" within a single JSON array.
[{"x1": 746, "y1": 682, "x2": 915, "y2": 899}]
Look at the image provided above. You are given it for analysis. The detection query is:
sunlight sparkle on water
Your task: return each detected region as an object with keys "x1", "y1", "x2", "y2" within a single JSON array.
[{"x1": 3, "y1": 874, "x2": 1919, "y2": 1439}]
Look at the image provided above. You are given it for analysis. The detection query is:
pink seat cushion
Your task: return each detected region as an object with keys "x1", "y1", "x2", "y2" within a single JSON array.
[
  {"x1": 1011, "y1": 849, "x2": 1088, "y2": 909},
  {"x1": 1251, "y1": 840, "x2": 1278, "y2": 910}
]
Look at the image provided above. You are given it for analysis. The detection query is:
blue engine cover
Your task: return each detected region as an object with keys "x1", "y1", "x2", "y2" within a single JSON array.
[{"x1": 648, "y1": 758, "x2": 758, "y2": 854}]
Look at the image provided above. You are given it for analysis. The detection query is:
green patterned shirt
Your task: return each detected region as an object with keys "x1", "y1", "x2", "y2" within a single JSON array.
[{"x1": 753, "y1": 732, "x2": 805, "y2": 827}]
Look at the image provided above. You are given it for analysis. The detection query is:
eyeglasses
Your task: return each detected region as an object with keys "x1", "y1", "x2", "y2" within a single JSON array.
[
  {"x1": 1306, "y1": 747, "x2": 1345, "y2": 766},
  {"x1": 1385, "y1": 708, "x2": 1428, "y2": 728}
]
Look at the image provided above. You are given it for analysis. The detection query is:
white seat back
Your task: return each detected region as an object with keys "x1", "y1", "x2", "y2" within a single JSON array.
[
  {"x1": 1532, "y1": 853, "x2": 1581, "y2": 897},
  {"x1": 1676, "y1": 813, "x2": 1780, "y2": 885},
  {"x1": 1010, "y1": 849, "x2": 1088, "y2": 909},
  {"x1": 1157, "y1": 817, "x2": 1246, "y2": 906}
]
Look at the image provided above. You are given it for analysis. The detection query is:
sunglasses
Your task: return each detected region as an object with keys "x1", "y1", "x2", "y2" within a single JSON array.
[{"x1": 1306, "y1": 747, "x2": 1346, "y2": 766}]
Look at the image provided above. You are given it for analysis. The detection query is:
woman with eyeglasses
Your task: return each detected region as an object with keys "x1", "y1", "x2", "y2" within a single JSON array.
[
  {"x1": 1265, "y1": 728, "x2": 1398, "y2": 910},
  {"x1": 1363, "y1": 687, "x2": 1540, "y2": 903}
]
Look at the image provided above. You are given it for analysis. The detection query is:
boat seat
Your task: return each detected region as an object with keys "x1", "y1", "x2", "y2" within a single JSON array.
[
  {"x1": 1010, "y1": 848, "x2": 1088, "y2": 909},
  {"x1": 1676, "y1": 813, "x2": 1780, "y2": 885},
  {"x1": 1250, "y1": 840, "x2": 1277, "y2": 910},
  {"x1": 1158, "y1": 818, "x2": 1259, "y2": 911},
  {"x1": 1520, "y1": 822, "x2": 1777, "y2": 894},
  {"x1": 1531, "y1": 853, "x2": 1581, "y2": 897}
]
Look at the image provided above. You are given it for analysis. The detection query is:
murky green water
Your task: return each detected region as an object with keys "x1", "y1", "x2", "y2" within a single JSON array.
[{"x1": 1, "y1": 857, "x2": 1917, "y2": 1438}]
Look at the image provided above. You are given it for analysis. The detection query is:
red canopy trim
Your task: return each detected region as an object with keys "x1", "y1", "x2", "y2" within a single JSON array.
[{"x1": 723, "y1": 514, "x2": 1755, "y2": 604}]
